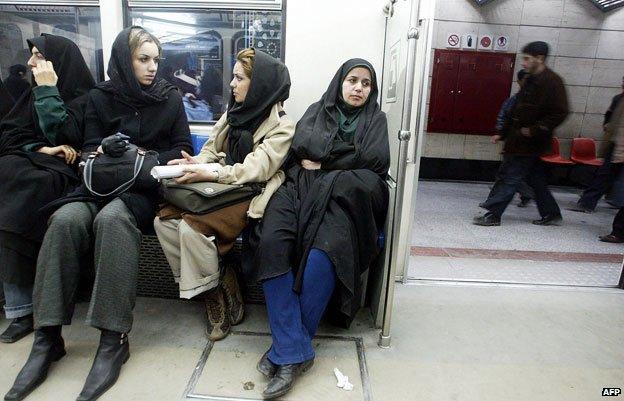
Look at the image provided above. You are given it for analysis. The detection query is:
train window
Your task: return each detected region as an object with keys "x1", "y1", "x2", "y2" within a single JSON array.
[
  {"x1": 0, "y1": 4, "x2": 103, "y2": 83},
  {"x1": 128, "y1": 8, "x2": 284, "y2": 123}
]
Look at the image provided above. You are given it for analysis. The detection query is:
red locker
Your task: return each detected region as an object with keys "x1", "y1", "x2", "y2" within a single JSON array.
[{"x1": 428, "y1": 49, "x2": 515, "y2": 135}]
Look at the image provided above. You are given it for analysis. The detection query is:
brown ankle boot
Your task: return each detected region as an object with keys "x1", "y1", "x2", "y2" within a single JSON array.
[
  {"x1": 204, "y1": 286, "x2": 230, "y2": 341},
  {"x1": 221, "y1": 265, "x2": 245, "y2": 325}
]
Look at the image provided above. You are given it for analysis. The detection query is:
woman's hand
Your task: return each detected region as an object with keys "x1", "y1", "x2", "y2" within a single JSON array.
[
  {"x1": 32, "y1": 60, "x2": 58, "y2": 87},
  {"x1": 175, "y1": 165, "x2": 218, "y2": 184},
  {"x1": 301, "y1": 159, "x2": 321, "y2": 170},
  {"x1": 37, "y1": 145, "x2": 79, "y2": 164},
  {"x1": 168, "y1": 150, "x2": 198, "y2": 165}
]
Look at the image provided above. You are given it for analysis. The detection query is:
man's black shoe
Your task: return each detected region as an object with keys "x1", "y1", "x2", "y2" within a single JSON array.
[
  {"x1": 4, "y1": 327, "x2": 65, "y2": 401},
  {"x1": 599, "y1": 234, "x2": 624, "y2": 243},
  {"x1": 257, "y1": 349, "x2": 277, "y2": 379},
  {"x1": 0, "y1": 315, "x2": 34, "y2": 343},
  {"x1": 472, "y1": 213, "x2": 501, "y2": 226},
  {"x1": 517, "y1": 198, "x2": 532, "y2": 208},
  {"x1": 76, "y1": 330, "x2": 129, "y2": 401},
  {"x1": 532, "y1": 214, "x2": 562, "y2": 226},
  {"x1": 261, "y1": 359, "x2": 314, "y2": 399}
]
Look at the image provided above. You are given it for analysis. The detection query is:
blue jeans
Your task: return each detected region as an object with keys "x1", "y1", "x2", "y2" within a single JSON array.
[
  {"x1": 262, "y1": 248, "x2": 336, "y2": 365},
  {"x1": 3, "y1": 281, "x2": 33, "y2": 319}
]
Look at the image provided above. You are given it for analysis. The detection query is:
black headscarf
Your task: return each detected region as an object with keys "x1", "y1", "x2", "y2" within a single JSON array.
[
  {"x1": 291, "y1": 58, "x2": 389, "y2": 175},
  {"x1": 97, "y1": 26, "x2": 175, "y2": 108},
  {"x1": 0, "y1": 34, "x2": 95, "y2": 153},
  {"x1": 225, "y1": 49, "x2": 290, "y2": 165}
]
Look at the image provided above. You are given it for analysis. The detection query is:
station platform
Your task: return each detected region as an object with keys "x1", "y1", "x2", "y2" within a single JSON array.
[
  {"x1": 410, "y1": 181, "x2": 623, "y2": 287},
  {"x1": 2, "y1": 283, "x2": 623, "y2": 401}
]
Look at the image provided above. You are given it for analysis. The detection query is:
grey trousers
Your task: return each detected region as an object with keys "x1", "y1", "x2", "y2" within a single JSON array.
[{"x1": 33, "y1": 198, "x2": 141, "y2": 333}]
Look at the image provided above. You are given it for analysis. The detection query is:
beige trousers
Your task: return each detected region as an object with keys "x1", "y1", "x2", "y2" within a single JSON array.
[{"x1": 153, "y1": 217, "x2": 220, "y2": 299}]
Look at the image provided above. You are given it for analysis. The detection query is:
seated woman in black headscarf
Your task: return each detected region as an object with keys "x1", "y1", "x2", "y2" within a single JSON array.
[
  {"x1": 5, "y1": 26, "x2": 192, "y2": 401},
  {"x1": 154, "y1": 48, "x2": 294, "y2": 341},
  {"x1": 0, "y1": 34, "x2": 94, "y2": 346},
  {"x1": 254, "y1": 59, "x2": 390, "y2": 399}
]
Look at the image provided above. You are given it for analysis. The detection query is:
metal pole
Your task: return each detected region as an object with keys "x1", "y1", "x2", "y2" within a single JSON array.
[{"x1": 379, "y1": 0, "x2": 421, "y2": 349}]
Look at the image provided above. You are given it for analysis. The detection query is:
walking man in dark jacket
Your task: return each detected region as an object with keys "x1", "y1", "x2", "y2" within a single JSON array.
[{"x1": 474, "y1": 41, "x2": 569, "y2": 226}]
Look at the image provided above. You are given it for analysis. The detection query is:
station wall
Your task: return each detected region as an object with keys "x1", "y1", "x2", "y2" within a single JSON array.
[{"x1": 424, "y1": 0, "x2": 624, "y2": 162}]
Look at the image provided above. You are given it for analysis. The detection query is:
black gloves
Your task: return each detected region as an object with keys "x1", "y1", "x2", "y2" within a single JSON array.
[{"x1": 101, "y1": 133, "x2": 130, "y2": 157}]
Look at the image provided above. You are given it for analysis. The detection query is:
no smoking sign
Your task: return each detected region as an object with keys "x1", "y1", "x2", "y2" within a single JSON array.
[{"x1": 446, "y1": 33, "x2": 460, "y2": 48}]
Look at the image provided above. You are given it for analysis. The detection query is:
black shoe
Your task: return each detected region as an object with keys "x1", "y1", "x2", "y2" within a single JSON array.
[
  {"x1": 4, "y1": 326, "x2": 65, "y2": 401},
  {"x1": 517, "y1": 198, "x2": 532, "y2": 208},
  {"x1": 0, "y1": 315, "x2": 34, "y2": 343},
  {"x1": 76, "y1": 330, "x2": 130, "y2": 401},
  {"x1": 565, "y1": 204, "x2": 593, "y2": 213},
  {"x1": 257, "y1": 349, "x2": 277, "y2": 379},
  {"x1": 261, "y1": 359, "x2": 314, "y2": 399},
  {"x1": 599, "y1": 234, "x2": 624, "y2": 243},
  {"x1": 472, "y1": 213, "x2": 501, "y2": 226},
  {"x1": 532, "y1": 214, "x2": 562, "y2": 226}
]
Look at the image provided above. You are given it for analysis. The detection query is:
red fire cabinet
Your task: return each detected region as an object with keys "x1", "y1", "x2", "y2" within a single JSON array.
[{"x1": 427, "y1": 49, "x2": 515, "y2": 135}]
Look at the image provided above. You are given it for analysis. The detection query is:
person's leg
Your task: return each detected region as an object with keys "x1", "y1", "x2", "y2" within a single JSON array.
[
  {"x1": 153, "y1": 217, "x2": 183, "y2": 284},
  {"x1": 578, "y1": 144, "x2": 614, "y2": 210},
  {"x1": 86, "y1": 198, "x2": 141, "y2": 333},
  {"x1": 611, "y1": 208, "x2": 624, "y2": 238},
  {"x1": 78, "y1": 198, "x2": 140, "y2": 401},
  {"x1": 299, "y1": 249, "x2": 336, "y2": 339},
  {"x1": 526, "y1": 158, "x2": 562, "y2": 219},
  {"x1": 3, "y1": 282, "x2": 33, "y2": 319},
  {"x1": 34, "y1": 202, "x2": 97, "y2": 328},
  {"x1": 5, "y1": 202, "x2": 95, "y2": 400},
  {"x1": 263, "y1": 271, "x2": 315, "y2": 365},
  {"x1": 480, "y1": 155, "x2": 531, "y2": 218},
  {"x1": 0, "y1": 281, "x2": 34, "y2": 343}
]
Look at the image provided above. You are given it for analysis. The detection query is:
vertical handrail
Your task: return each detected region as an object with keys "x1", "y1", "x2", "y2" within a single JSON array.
[{"x1": 379, "y1": 0, "x2": 421, "y2": 349}]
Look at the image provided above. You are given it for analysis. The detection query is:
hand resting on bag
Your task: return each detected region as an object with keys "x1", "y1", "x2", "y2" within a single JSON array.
[
  {"x1": 175, "y1": 165, "x2": 219, "y2": 184},
  {"x1": 101, "y1": 133, "x2": 131, "y2": 157}
]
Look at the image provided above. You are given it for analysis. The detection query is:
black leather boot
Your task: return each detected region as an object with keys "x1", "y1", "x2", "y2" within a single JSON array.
[
  {"x1": 0, "y1": 315, "x2": 34, "y2": 343},
  {"x1": 4, "y1": 326, "x2": 65, "y2": 401},
  {"x1": 261, "y1": 358, "x2": 314, "y2": 399},
  {"x1": 76, "y1": 330, "x2": 129, "y2": 401},
  {"x1": 256, "y1": 349, "x2": 277, "y2": 379}
]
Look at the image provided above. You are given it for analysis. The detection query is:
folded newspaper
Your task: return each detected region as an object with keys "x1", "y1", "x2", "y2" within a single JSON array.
[{"x1": 150, "y1": 163, "x2": 221, "y2": 180}]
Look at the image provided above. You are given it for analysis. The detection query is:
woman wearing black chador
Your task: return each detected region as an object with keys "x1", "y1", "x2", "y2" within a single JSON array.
[
  {"x1": 0, "y1": 34, "x2": 94, "y2": 346},
  {"x1": 254, "y1": 59, "x2": 390, "y2": 399},
  {"x1": 5, "y1": 27, "x2": 192, "y2": 401}
]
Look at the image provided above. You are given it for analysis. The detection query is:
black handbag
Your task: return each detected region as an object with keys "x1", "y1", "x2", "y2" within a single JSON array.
[
  {"x1": 82, "y1": 144, "x2": 159, "y2": 198},
  {"x1": 161, "y1": 179, "x2": 261, "y2": 214}
]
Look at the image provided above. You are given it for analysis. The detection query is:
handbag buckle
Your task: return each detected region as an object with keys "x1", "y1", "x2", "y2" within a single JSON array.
[
  {"x1": 137, "y1": 149, "x2": 146, "y2": 156},
  {"x1": 88, "y1": 152, "x2": 97, "y2": 159}
]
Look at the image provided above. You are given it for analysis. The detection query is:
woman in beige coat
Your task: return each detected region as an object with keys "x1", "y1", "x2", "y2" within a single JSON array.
[{"x1": 154, "y1": 48, "x2": 294, "y2": 340}]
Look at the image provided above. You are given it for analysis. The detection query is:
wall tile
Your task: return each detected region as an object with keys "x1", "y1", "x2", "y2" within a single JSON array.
[
  {"x1": 565, "y1": 85, "x2": 589, "y2": 113},
  {"x1": 435, "y1": 0, "x2": 485, "y2": 23},
  {"x1": 586, "y1": 87, "x2": 621, "y2": 114},
  {"x1": 423, "y1": 132, "x2": 447, "y2": 158},
  {"x1": 521, "y1": 0, "x2": 564, "y2": 27},
  {"x1": 555, "y1": 112, "x2": 583, "y2": 138},
  {"x1": 477, "y1": 24, "x2": 520, "y2": 53},
  {"x1": 561, "y1": 0, "x2": 604, "y2": 29},
  {"x1": 580, "y1": 113, "x2": 605, "y2": 139},
  {"x1": 602, "y1": 5, "x2": 624, "y2": 30},
  {"x1": 591, "y1": 60, "x2": 624, "y2": 88},
  {"x1": 445, "y1": 133, "x2": 466, "y2": 159},
  {"x1": 597, "y1": 31, "x2": 624, "y2": 60},
  {"x1": 463, "y1": 135, "x2": 501, "y2": 161},
  {"x1": 517, "y1": 26, "x2": 560, "y2": 56},
  {"x1": 559, "y1": 138, "x2": 572, "y2": 158},
  {"x1": 482, "y1": 0, "x2": 524, "y2": 25},
  {"x1": 555, "y1": 28, "x2": 599, "y2": 58},
  {"x1": 552, "y1": 57, "x2": 595, "y2": 86}
]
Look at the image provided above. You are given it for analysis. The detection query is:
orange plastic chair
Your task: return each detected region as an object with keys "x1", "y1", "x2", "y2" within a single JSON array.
[
  {"x1": 570, "y1": 138, "x2": 603, "y2": 166},
  {"x1": 540, "y1": 137, "x2": 574, "y2": 165}
]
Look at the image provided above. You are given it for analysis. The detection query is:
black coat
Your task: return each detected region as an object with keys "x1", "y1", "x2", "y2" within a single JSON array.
[
  {"x1": 0, "y1": 78, "x2": 14, "y2": 120},
  {"x1": 255, "y1": 59, "x2": 390, "y2": 327},
  {"x1": 501, "y1": 67, "x2": 569, "y2": 156},
  {"x1": 0, "y1": 34, "x2": 94, "y2": 285}
]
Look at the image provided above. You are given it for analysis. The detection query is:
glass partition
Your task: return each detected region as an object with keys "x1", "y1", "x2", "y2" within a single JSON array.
[
  {"x1": 0, "y1": 4, "x2": 103, "y2": 89},
  {"x1": 128, "y1": 8, "x2": 283, "y2": 122}
]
